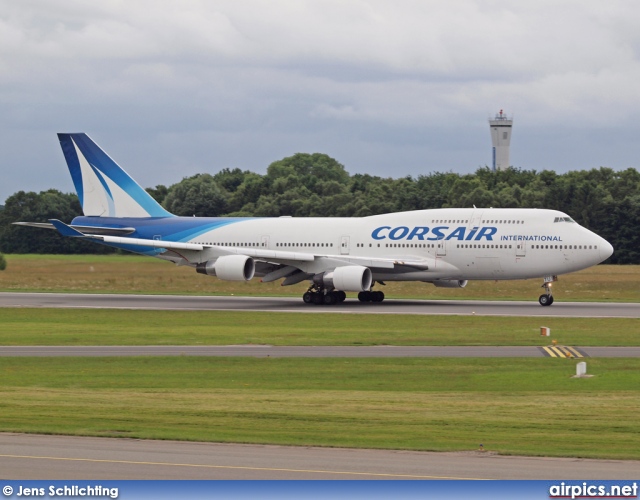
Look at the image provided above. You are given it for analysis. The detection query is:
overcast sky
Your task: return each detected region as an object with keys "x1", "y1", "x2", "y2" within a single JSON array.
[{"x1": 2, "y1": 0, "x2": 640, "y2": 203}]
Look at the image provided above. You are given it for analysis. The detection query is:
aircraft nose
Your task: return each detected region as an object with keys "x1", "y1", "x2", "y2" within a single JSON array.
[{"x1": 599, "y1": 238, "x2": 614, "y2": 261}]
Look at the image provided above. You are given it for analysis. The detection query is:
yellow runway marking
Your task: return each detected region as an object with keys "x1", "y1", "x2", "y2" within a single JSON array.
[
  {"x1": 563, "y1": 346, "x2": 584, "y2": 358},
  {"x1": 541, "y1": 346, "x2": 585, "y2": 358},
  {"x1": 0, "y1": 453, "x2": 491, "y2": 480},
  {"x1": 542, "y1": 346, "x2": 559, "y2": 357}
]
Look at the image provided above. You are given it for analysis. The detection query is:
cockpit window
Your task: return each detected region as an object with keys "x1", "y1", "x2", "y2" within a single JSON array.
[{"x1": 554, "y1": 217, "x2": 576, "y2": 223}]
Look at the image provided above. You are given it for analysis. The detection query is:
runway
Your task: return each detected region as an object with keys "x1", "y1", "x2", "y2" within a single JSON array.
[
  {"x1": 2, "y1": 433, "x2": 638, "y2": 480},
  {"x1": 0, "y1": 292, "x2": 637, "y2": 318}
]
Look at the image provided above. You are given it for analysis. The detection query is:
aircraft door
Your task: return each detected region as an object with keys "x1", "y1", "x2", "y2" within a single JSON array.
[
  {"x1": 436, "y1": 240, "x2": 446, "y2": 256},
  {"x1": 340, "y1": 236, "x2": 350, "y2": 255},
  {"x1": 516, "y1": 241, "x2": 526, "y2": 257},
  {"x1": 261, "y1": 235, "x2": 270, "y2": 249},
  {"x1": 469, "y1": 209, "x2": 483, "y2": 229}
]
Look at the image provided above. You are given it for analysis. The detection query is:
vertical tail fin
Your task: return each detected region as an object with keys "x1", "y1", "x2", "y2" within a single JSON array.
[{"x1": 58, "y1": 133, "x2": 173, "y2": 218}]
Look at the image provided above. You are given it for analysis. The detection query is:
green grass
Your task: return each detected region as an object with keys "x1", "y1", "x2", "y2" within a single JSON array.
[
  {"x1": 1, "y1": 254, "x2": 638, "y2": 460},
  {"x1": 1, "y1": 254, "x2": 639, "y2": 302},
  {"x1": 0, "y1": 357, "x2": 638, "y2": 459},
  {"x1": 0, "y1": 308, "x2": 638, "y2": 346}
]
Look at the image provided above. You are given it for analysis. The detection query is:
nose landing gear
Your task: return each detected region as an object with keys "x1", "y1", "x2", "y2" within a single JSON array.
[{"x1": 539, "y1": 275, "x2": 557, "y2": 306}]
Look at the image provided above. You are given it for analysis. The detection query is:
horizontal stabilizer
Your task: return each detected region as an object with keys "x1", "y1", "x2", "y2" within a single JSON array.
[
  {"x1": 13, "y1": 222, "x2": 135, "y2": 236},
  {"x1": 49, "y1": 219, "x2": 86, "y2": 237},
  {"x1": 42, "y1": 220, "x2": 204, "y2": 251}
]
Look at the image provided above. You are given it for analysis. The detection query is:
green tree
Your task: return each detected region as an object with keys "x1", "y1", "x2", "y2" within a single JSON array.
[
  {"x1": 163, "y1": 174, "x2": 228, "y2": 217},
  {"x1": 231, "y1": 173, "x2": 266, "y2": 213},
  {"x1": 0, "y1": 253, "x2": 6, "y2": 271},
  {"x1": 266, "y1": 153, "x2": 350, "y2": 194},
  {"x1": 0, "y1": 190, "x2": 112, "y2": 254},
  {"x1": 213, "y1": 168, "x2": 253, "y2": 193},
  {"x1": 146, "y1": 185, "x2": 169, "y2": 205},
  {"x1": 1, "y1": 152, "x2": 638, "y2": 263}
]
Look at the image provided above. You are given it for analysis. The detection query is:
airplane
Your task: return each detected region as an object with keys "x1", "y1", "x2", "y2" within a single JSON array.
[{"x1": 15, "y1": 133, "x2": 614, "y2": 306}]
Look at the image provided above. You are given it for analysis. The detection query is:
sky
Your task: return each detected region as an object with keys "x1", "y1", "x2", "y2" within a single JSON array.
[{"x1": 2, "y1": 0, "x2": 640, "y2": 203}]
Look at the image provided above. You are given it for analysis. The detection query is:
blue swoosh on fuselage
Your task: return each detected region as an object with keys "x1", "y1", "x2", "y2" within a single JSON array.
[{"x1": 70, "y1": 216, "x2": 261, "y2": 243}]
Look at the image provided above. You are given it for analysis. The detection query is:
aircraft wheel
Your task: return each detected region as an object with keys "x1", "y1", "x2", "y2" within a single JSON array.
[
  {"x1": 323, "y1": 293, "x2": 337, "y2": 305},
  {"x1": 312, "y1": 293, "x2": 323, "y2": 305},
  {"x1": 539, "y1": 294, "x2": 553, "y2": 306},
  {"x1": 371, "y1": 291, "x2": 385, "y2": 303},
  {"x1": 303, "y1": 292, "x2": 313, "y2": 304},
  {"x1": 336, "y1": 291, "x2": 346, "y2": 302}
]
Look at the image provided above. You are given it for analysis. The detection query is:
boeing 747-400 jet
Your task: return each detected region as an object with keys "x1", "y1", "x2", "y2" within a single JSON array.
[{"x1": 15, "y1": 133, "x2": 614, "y2": 306}]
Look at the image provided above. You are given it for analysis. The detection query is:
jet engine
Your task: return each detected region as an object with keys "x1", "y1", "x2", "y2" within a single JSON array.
[
  {"x1": 313, "y1": 265, "x2": 372, "y2": 292},
  {"x1": 196, "y1": 255, "x2": 255, "y2": 281},
  {"x1": 432, "y1": 280, "x2": 468, "y2": 288}
]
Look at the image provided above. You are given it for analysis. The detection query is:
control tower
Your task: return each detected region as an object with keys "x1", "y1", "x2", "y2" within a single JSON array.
[{"x1": 489, "y1": 110, "x2": 513, "y2": 171}]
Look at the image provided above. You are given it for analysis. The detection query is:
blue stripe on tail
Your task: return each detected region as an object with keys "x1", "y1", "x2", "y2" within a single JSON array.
[{"x1": 57, "y1": 133, "x2": 173, "y2": 218}]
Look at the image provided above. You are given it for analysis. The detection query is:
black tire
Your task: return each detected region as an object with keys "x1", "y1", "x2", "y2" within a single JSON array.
[
  {"x1": 548, "y1": 295, "x2": 554, "y2": 305},
  {"x1": 372, "y1": 291, "x2": 385, "y2": 303},
  {"x1": 303, "y1": 292, "x2": 313, "y2": 304},
  {"x1": 539, "y1": 294, "x2": 551, "y2": 306},
  {"x1": 336, "y1": 291, "x2": 346, "y2": 302},
  {"x1": 312, "y1": 293, "x2": 323, "y2": 305},
  {"x1": 323, "y1": 293, "x2": 337, "y2": 305}
]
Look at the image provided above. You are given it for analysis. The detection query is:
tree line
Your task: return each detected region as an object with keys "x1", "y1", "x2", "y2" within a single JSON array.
[{"x1": 1, "y1": 153, "x2": 638, "y2": 263}]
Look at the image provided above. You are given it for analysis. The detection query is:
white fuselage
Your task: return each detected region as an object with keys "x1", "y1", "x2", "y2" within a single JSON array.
[{"x1": 171, "y1": 208, "x2": 612, "y2": 282}]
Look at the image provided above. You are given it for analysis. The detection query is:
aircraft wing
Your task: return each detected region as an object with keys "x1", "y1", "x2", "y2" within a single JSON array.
[
  {"x1": 44, "y1": 219, "x2": 430, "y2": 272},
  {"x1": 44, "y1": 219, "x2": 316, "y2": 261}
]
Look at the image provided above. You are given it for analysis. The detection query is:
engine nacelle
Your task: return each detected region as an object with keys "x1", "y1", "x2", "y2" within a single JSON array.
[
  {"x1": 432, "y1": 279, "x2": 468, "y2": 288},
  {"x1": 314, "y1": 265, "x2": 372, "y2": 292},
  {"x1": 196, "y1": 255, "x2": 255, "y2": 281}
]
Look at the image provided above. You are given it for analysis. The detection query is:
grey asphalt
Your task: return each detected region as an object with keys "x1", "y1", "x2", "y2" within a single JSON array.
[
  {"x1": 0, "y1": 292, "x2": 638, "y2": 317},
  {"x1": 1, "y1": 433, "x2": 638, "y2": 480},
  {"x1": 2, "y1": 345, "x2": 640, "y2": 357}
]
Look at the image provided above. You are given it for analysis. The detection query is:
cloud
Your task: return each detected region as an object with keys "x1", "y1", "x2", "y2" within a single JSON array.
[{"x1": 1, "y1": 0, "x2": 639, "y2": 202}]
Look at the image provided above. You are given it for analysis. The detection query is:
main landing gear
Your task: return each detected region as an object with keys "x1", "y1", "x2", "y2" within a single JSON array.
[
  {"x1": 358, "y1": 280, "x2": 386, "y2": 303},
  {"x1": 357, "y1": 290, "x2": 385, "y2": 303},
  {"x1": 301, "y1": 285, "x2": 386, "y2": 305},
  {"x1": 302, "y1": 286, "x2": 346, "y2": 305},
  {"x1": 538, "y1": 276, "x2": 557, "y2": 306}
]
